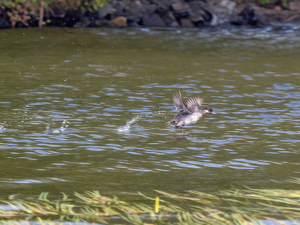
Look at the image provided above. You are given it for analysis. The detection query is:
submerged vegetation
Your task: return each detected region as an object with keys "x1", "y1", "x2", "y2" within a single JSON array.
[{"x1": 1, "y1": 178, "x2": 300, "y2": 224}]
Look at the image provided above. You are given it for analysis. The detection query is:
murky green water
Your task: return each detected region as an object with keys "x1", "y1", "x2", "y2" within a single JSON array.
[{"x1": 0, "y1": 26, "x2": 300, "y2": 198}]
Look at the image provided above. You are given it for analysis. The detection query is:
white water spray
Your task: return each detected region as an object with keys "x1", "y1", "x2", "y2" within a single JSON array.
[
  {"x1": 117, "y1": 115, "x2": 142, "y2": 132},
  {"x1": 0, "y1": 125, "x2": 6, "y2": 133},
  {"x1": 117, "y1": 111, "x2": 166, "y2": 133},
  {"x1": 52, "y1": 120, "x2": 70, "y2": 134}
]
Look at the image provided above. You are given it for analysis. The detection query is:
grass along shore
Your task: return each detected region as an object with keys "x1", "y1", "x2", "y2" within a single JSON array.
[{"x1": 1, "y1": 178, "x2": 300, "y2": 224}]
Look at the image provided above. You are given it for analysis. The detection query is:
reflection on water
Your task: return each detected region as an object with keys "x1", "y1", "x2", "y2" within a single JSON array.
[{"x1": 0, "y1": 25, "x2": 300, "y2": 197}]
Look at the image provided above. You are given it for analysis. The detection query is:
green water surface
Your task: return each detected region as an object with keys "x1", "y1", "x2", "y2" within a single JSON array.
[{"x1": 0, "y1": 26, "x2": 300, "y2": 198}]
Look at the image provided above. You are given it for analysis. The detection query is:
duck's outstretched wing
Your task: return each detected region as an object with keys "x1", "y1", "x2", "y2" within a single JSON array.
[
  {"x1": 172, "y1": 91, "x2": 190, "y2": 113},
  {"x1": 186, "y1": 97, "x2": 204, "y2": 113}
]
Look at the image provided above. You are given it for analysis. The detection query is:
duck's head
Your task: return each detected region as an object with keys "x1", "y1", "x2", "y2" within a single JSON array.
[{"x1": 202, "y1": 107, "x2": 216, "y2": 114}]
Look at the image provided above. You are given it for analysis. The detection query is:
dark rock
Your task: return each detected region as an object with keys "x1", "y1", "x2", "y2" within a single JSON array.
[
  {"x1": 127, "y1": 21, "x2": 141, "y2": 27},
  {"x1": 0, "y1": 17, "x2": 11, "y2": 29},
  {"x1": 190, "y1": 15, "x2": 204, "y2": 23},
  {"x1": 143, "y1": 9, "x2": 166, "y2": 27},
  {"x1": 109, "y1": 1, "x2": 127, "y2": 19},
  {"x1": 236, "y1": 3, "x2": 269, "y2": 26},
  {"x1": 94, "y1": 19, "x2": 109, "y2": 27},
  {"x1": 142, "y1": 4, "x2": 157, "y2": 12},
  {"x1": 172, "y1": 2, "x2": 190, "y2": 18},
  {"x1": 170, "y1": 21, "x2": 180, "y2": 27},
  {"x1": 73, "y1": 17, "x2": 91, "y2": 28},
  {"x1": 47, "y1": 12, "x2": 80, "y2": 27},
  {"x1": 98, "y1": 1, "x2": 115, "y2": 19},
  {"x1": 159, "y1": 10, "x2": 177, "y2": 26},
  {"x1": 150, "y1": 0, "x2": 172, "y2": 11},
  {"x1": 259, "y1": 7, "x2": 300, "y2": 23},
  {"x1": 172, "y1": 2, "x2": 189, "y2": 12},
  {"x1": 61, "y1": 0, "x2": 277, "y2": 28},
  {"x1": 97, "y1": 0, "x2": 127, "y2": 20},
  {"x1": 140, "y1": 0, "x2": 151, "y2": 4},
  {"x1": 180, "y1": 18, "x2": 194, "y2": 27},
  {"x1": 126, "y1": 1, "x2": 143, "y2": 21},
  {"x1": 188, "y1": 1, "x2": 212, "y2": 25}
]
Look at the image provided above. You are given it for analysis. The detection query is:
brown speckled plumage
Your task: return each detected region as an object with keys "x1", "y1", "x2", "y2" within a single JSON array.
[{"x1": 166, "y1": 91, "x2": 216, "y2": 133}]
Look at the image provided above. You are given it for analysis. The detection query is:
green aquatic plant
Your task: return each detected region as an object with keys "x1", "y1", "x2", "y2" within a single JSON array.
[
  {"x1": 1, "y1": 179, "x2": 300, "y2": 224},
  {"x1": 257, "y1": 0, "x2": 270, "y2": 4}
]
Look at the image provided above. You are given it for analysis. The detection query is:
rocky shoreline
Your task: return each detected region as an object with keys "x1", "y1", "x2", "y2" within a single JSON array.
[
  {"x1": 83, "y1": 0, "x2": 270, "y2": 28},
  {"x1": 1, "y1": 0, "x2": 300, "y2": 29}
]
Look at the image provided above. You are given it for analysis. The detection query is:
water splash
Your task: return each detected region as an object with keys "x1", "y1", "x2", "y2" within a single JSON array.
[
  {"x1": 0, "y1": 125, "x2": 6, "y2": 133},
  {"x1": 117, "y1": 111, "x2": 165, "y2": 132},
  {"x1": 117, "y1": 115, "x2": 142, "y2": 132},
  {"x1": 51, "y1": 120, "x2": 70, "y2": 134}
]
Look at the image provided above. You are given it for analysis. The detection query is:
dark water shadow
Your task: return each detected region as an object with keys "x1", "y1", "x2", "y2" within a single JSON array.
[{"x1": 174, "y1": 133, "x2": 189, "y2": 142}]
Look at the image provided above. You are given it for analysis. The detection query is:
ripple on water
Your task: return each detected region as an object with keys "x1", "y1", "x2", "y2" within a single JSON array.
[{"x1": 1, "y1": 26, "x2": 300, "y2": 196}]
